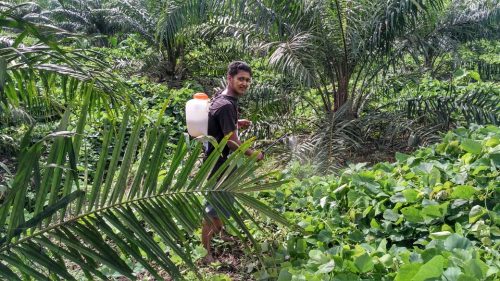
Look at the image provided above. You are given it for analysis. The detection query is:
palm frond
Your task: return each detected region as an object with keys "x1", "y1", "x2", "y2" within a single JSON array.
[
  {"x1": 367, "y1": 0, "x2": 445, "y2": 51},
  {"x1": 0, "y1": 99, "x2": 289, "y2": 279},
  {"x1": 197, "y1": 15, "x2": 257, "y2": 45},
  {"x1": 360, "y1": 112, "x2": 443, "y2": 150},
  {"x1": 385, "y1": 0, "x2": 499, "y2": 77},
  {"x1": 157, "y1": 0, "x2": 216, "y2": 49},
  {"x1": 265, "y1": 32, "x2": 321, "y2": 87},
  {"x1": 0, "y1": 7, "x2": 127, "y2": 113},
  {"x1": 44, "y1": 8, "x2": 91, "y2": 26},
  {"x1": 404, "y1": 87, "x2": 500, "y2": 126},
  {"x1": 293, "y1": 101, "x2": 362, "y2": 173},
  {"x1": 107, "y1": 0, "x2": 156, "y2": 44},
  {"x1": 42, "y1": 0, "x2": 124, "y2": 35},
  {"x1": 0, "y1": 1, "x2": 41, "y2": 17}
]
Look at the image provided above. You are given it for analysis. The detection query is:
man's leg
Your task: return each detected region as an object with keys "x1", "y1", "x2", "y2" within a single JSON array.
[
  {"x1": 201, "y1": 216, "x2": 223, "y2": 263},
  {"x1": 201, "y1": 163, "x2": 234, "y2": 263}
]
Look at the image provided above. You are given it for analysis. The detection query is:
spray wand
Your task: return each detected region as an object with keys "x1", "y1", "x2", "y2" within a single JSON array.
[{"x1": 262, "y1": 133, "x2": 289, "y2": 154}]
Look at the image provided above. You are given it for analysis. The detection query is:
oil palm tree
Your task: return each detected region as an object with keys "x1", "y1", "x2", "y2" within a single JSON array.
[
  {"x1": 395, "y1": 0, "x2": 500, "y2": 75},
  {"x1": 42, "y1": 0, "x2": 118, "y2": 37},
  {"x1": 192, "y1": 0, "x2": 445, "y2": 115},
  {"x1": 0, "y1": 2, "x2": 124, "y2": 121},
  {"x1": 46, "y1": 0, "x2": 210, "y2": 80}
]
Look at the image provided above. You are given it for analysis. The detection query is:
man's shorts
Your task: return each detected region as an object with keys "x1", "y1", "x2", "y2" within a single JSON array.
[
  {"x1": 204, "y1": 157, "x2": 235, "y2": 219},
  {"x1": 205, "y1": 200, "x2": 232, "y2": 218}
]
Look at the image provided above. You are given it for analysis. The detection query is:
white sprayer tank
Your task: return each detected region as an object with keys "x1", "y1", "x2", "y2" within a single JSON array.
[{"x1": 185, "y1": 93, "x2": 209, "y2": 137}]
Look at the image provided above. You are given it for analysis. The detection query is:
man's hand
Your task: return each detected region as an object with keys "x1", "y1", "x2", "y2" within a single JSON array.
[
  {"x1": 244, "y1": 149, "x2": 264, "y2": 161},
  {"x1": 237, "y1": 119, "x2": 252, "y2": 130},
  {"x1": 256, "y1": 151, "x2": 264, "y2": 161}
]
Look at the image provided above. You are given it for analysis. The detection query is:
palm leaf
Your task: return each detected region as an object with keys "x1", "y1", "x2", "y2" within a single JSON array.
[
  {"x1": 293, "y1": 101, "x2": 362, "y2": 173},
  {"x1": 404, "y1": 88, "x2": 500, "y2": 126},
  {"x1": 265, "y1": 32, "x2": 321, "y2": 88},
  {"x1": 157, "y1": 0, "x2": 215, "y2": 49},
  {"x1": 0, "y1": 5, "x2": 126, "y2": 113},
  {"x1": 0, "y1": 108, "x2": 290, "y2": 279}
]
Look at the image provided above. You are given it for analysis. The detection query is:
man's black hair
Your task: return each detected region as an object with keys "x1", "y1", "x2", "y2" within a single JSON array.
[{"x1": 227, "y1": 61, "x2": 252, "y2": 77}]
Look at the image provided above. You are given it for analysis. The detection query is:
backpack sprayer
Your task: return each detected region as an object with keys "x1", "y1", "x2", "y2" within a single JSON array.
[{"x1": 184, "y1": 93, "x2": 290, "y2": 155}]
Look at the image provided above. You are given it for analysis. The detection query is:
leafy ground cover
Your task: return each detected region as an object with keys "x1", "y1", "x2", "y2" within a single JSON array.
[{"x1": 253, "y1": 125, "x2": 499, "y2": 280}]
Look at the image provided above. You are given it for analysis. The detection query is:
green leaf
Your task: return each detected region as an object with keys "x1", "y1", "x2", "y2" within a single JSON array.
[
  {"x1": 450, "y1": 185, "x2": 476, "y2": 199},
  {"x1": 379, "y1": 254, "x2": 393, "y2": 267},
  {"x1": 333, "y1": 273, "x2": 361, "y2": 281},
  {"x1": 453, "y1": 68, "x2": 467, "y2": 79},
  {"x1": 402, "y1": 189, "x2": 419, "y2": 203},
  {"x1": 417, "y1": 162, "x2": 434, "y2": 174},
  {"x1": 472, "y1": 165, "x2": 489, "y2": 176},
  {"x1": 422, "y1": 202, "x2": 448, "y2": 219},
  {"x1": 317, "y1": 229, "x2": 334, "y2": 243},
  {"x1": 317, "y1": 260, "x2": 335, "y2": 274},
  {"x1": 354, "y1": 253, "x2": 374, "y2": 273},
  {"x1": 87, "y1": 123, "x2": 113, "y2": 211},
  {"x1": 309, "y1": 250, "x2": 329, "y2": 265},
  {"x1": 91, "y1": 217, "x2": 163, "y2": 280},
  {"x1": 463, "y1": 259, "x2": 488, "y2": 279},
  {"x1": 109, "y1": 115, "x2": 143, "y2": 204},
  {"x1": 469, "y1": 205, "x2": 487, "y2": 223},
  {"x1": 16, "y1": 243, "x2": 76, "y2": 281},
  {"x1": 0, "y1": 190, "x2": 84, "y2": 244},
  {"x1": 455, "y1": 223, "x2": 464, "y2": 235},
  {"x1": 401, "y1": 206, "x2": 424, "y2": 223},
  {"x1": 0, "y1": 253, "x2": 49, "y2": 281},
  {"x1": 277, "y1": 269, "x2": 292, "y2": 281},
  {"x1": 444, "y1": 234, "x2": 472, "y2": 251},
  {"x1": 127, "y1": 128, "x2": 159, "y2": 198},
  {"x1": 429, "y1": 231, "x2": 452, "y2": 239},
  {"x1": 377, "y1": 239, "x2": 388, "y2": 253},
  {"x1": 460, "y1": 139, "x2": 482, "y2": 155},
  {"x1": 421, "y1": 248, "x2": 439, "y2": 263},
  {"x1": 396, "y1": 152, "x2": 411, "y2": 163},
  {"x1": 467, "y1": 71, "x2": 481, "y2": 82},
  {"x1": 0, "y1": 262, "x2": 22, "y2": 281},
  {"x1": 192, "y1": 246, "x2": 208, "y2": 261},
  {"x1": 383, "y1": 209, "x2": 400, "y2": 222},
  {"x1": 461, "y1": 153, "x2": 474, "y2": 164},
  {"x1": 412, "y1": 255, "x2": 444, "y2": 281},
  {"x1": 428, "y1": 167, "x2": 441, "y2": 186},
  {"x1": 485, "y1": 137, "x2": 499, "y2": 147},
  {"x1": 296, "y1": 239, "x2": 307, "y2": 254},
  {"x1": 442, "y1": 267, "x2": 462, "y2": 281},
  {"x1": 235, "y1": 193, "x2": 290, "y2": 227},
  {"x1": 370, "y1": 218, "x2": 380, "y2": 228},
  {"x1": 457, "y1": 275, "x2": 478, "y2": 281},
  {"x1": 395, "y1": 263, "x2": 422, "y2": 281},
  {"x1": 99, "y1": 111, "x2": 130, "y2": 206},
  {"x1": 390, "y1": 192, "x2": 406, "y2": 203}
]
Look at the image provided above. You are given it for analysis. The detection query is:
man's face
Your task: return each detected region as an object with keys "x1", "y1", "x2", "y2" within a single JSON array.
[{"x1": 228, "y1": 70, "x2": 251, "y2": 96}]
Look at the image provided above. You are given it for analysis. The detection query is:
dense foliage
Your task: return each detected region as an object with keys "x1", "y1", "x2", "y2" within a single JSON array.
[{"x1": 258, "y1": 125, "x2": 499, "y2": 280}]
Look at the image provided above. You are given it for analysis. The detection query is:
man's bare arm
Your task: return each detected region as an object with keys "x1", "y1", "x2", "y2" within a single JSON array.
[{"x1": 227, "y1": 130, "x2": 263, "y2": 160}]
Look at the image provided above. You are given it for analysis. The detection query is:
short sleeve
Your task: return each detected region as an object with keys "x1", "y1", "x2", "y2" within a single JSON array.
[{"x1": 216, "y1": 104, "x2": 237, "y2": 135}]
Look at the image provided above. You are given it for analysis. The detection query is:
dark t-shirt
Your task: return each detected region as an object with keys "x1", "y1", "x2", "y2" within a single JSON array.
[{"x1": 205, "y1": 93, "x2": 238, "y2": 167}]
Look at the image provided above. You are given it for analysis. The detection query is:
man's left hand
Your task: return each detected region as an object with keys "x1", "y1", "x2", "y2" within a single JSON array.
[{"x1": 238, "y1": 119, "x2": 252, "y2": 130}]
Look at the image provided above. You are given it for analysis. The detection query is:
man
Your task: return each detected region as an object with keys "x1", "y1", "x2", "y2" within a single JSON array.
[{"x1": 201, "y1": 61, "x2": 264, "y2": 263}]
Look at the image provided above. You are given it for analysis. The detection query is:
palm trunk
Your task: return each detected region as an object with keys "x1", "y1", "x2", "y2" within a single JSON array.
[{"x1": 334, "y1": 74, "x2": 349, "y2": 111}]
